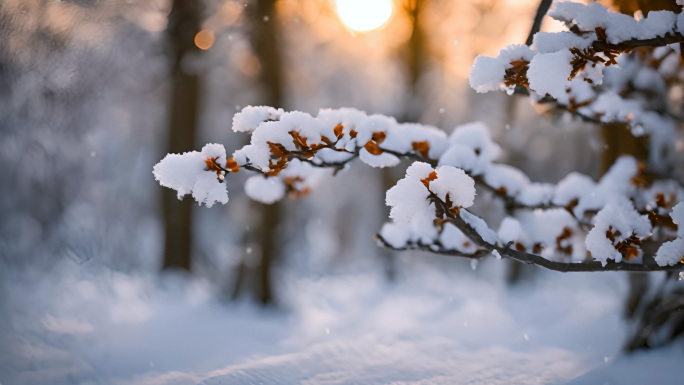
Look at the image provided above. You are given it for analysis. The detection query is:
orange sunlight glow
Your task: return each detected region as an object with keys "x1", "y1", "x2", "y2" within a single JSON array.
[{"x1": 336, "y1": 0, "x2": 393, "y2": 33}]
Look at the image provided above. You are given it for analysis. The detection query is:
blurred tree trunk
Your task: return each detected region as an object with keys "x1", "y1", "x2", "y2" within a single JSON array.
[
  {"x1": 603, "y1": 0, "x2": 653, "y2": 346},
  {"x1": 232, "y1": 0, "x2": 284, "y2": 304},
  {"x1": 248, "y1": 0, "x2": 284, "y2": 107},
  {"x1": 380, "y1": 0, "x2": 429, "y2": 281},
  {"x1": 599, "y1": 124, "x2": 648, "y2": 175},
  {"x1": 161, "y1": 0, "x2": 203, "y2": 271},
  {"x1": 402, "y1": 0, "x2": 426, "y2": 122},
  {"x1": 607, "y1": 0, "x2": 682, "y2": 351}
]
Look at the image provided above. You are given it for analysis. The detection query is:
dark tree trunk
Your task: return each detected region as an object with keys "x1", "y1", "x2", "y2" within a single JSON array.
[
  {"x1": 248, "y1": 0, "x2": 283, "y2": 108},
  {"x1": 254, "y1": 201, "x2": 282, "y2": 304},
  {"x1": 402, "y1": 0, "x2": 426, "y2": 123},
  {"x1": 161, "y1": 0, "x2": 203, "y2": 271},
  {"x1": 380, "y1": 0, "x2": 429, "y2": 281},
  {"x1": 607, "y1": 0, "x2": 682, "y2": 351},
  {"x1": 232, "y1": 0, "x2": 284, "y2": 304}
]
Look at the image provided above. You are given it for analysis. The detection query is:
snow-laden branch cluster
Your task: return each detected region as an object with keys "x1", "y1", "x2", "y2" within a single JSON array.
[
  {"x1": 380, "y1": 155, "x2": 683, "y2": 271},
  {"x1": 470, "y1": 1, "x2": 684, "y2": 167},
  {"x1": 153, "y1": 105, "x2": 684, "y2": 272}
]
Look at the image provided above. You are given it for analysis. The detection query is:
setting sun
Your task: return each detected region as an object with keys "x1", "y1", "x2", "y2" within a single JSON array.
[{"x1": 336, "y1": 0, "x2": 393, "y2": 33}]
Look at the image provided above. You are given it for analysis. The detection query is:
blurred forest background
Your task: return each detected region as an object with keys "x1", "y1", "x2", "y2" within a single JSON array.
[
  {"x1": 0, "y1": 0, "x2": 592, "y2": 302},
  {"x1": 2, "y1": 1, "x2": 681, "y2": 384}
]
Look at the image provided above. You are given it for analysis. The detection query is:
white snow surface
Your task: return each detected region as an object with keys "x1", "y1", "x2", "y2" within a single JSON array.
[
  {"x1": 655, "y1": 238, "x2": 684, "y2": 267},
  {"x1": 3, "y1": 261, "x2": 684, "y2": 385},
  {"x1": 468, "y1": 55, "x2": 508, "y2": 94},
  {"x1": 359, "y1": 148, "x2": 401, "y2": 168},
  {"x1": 527, "y1": 49, "x2": 574, "y2": 100},
  {"x1": 549, "y1": 2, "x2": 677, "y2": 44},
  {"x1": 531, "y1": 32, "x2": 591, "y2": 54},
  {"x1": 232, "y1": 105, "x2": 285, "y2": 133},
  {"x1": 672, "y1": 202, "x2": 684, "y2": 238},
  {"x1": 469, "y1": 44, "x2": 534, "y2": 94},
  {"x1": 429, "y1": 166, "x2": 476, "y2": 209},
  {"x1": 483, "y1": 163, "x2": 531, "y2": 197}
]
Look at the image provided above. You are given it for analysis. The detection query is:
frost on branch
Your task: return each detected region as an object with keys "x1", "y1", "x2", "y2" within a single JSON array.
[{"x1": 153, "y1": 143, "x2": 229, "y2": 207}]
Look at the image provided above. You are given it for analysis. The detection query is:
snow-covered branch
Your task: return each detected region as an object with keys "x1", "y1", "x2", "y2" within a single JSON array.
[
  {"x1": 153, "y1": 104, "x2": 684, "y2": 272},
  {"x1": 380, "y1": 191, "x2": 683, "y2": 273},
  {"x1": 378, "y1": 159, "x2": 683, "y2": 272},
  {"x1": 470, "y1": 1, "x2": 684, "y2": 167},
  {"x1": 471, "y1": 2, "x2": 684, "y2": 98}
]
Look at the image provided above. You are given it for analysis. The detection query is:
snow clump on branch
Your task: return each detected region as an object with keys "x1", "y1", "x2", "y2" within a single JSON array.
[
  {"x1": 153, "y1": 143, "x2": 229, "y2": 207},
  {"x1": 381, "y1": 162, "x2": 475, "y2": 248},
  {"x1": 586, "y1": 197, "x2": 652, "y2": 266},
  {"x1": 655, "y1": 203, "x2": 684, "y2": 266}
]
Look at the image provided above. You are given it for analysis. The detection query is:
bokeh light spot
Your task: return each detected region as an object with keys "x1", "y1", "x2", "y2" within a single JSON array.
[{"x1": 194, "y1": 29, "x2": 215, "y2": 50}]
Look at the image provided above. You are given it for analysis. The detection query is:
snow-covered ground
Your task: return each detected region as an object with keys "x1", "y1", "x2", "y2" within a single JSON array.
[{"x1": 2, "y1": 257, "x2": 683, "y2": 385}]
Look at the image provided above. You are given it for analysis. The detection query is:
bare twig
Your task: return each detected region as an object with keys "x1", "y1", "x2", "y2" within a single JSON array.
[
  {"x1": 513, "y1": 86, "x2": 611, "y2": 125},
  {"x1": 375, "y1": 234, "x2": 489, "y2": 260},
  {"x1": 525, "y1": 0, "x2": 553, "y2": 46},
  {"x1": 592, "y1": 33, "x2": 684, "y2": 52}
]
